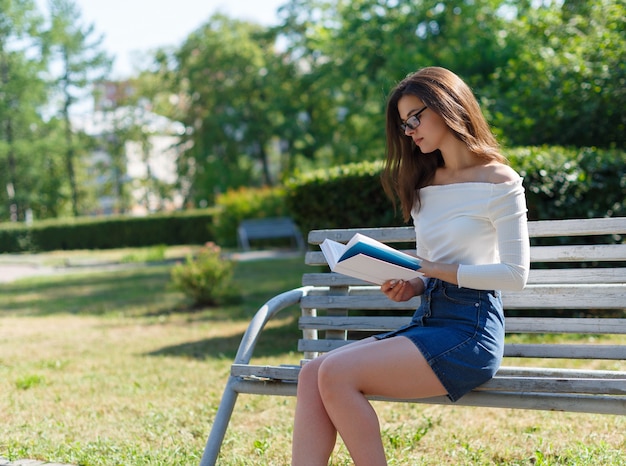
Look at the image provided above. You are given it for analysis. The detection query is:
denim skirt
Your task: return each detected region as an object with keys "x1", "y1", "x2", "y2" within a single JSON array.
[{"x1": 374, "y1": 278, "x2": 504, "y2": 402}]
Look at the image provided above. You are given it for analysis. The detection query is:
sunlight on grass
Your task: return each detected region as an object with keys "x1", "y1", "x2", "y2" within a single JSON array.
[{"x1": 0, "y1": 250, "x2": 624, "y2": 465}]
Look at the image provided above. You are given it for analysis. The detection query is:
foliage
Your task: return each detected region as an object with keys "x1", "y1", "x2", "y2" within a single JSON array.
[
  {"x1": 162, "y1": 14, "x2": 300, "y2": 207},
  {"x1": 120, "y1": 244, "x2": 167, "y2": 263},
  {"x1": 45, "y1": 0, "x2": 112, "y2": 216},
  {"x1": 486, "y1": 0, "x2": 626, "y2": 147},
  {"x1": 286, "y1": 160, "x2": 404, "y2": 235},
  {"x1": 507, "y1": 146, "x2": 626, "y2": 220},
  {"x1": 0, "y1": 0, "x2": 624, "y2": 222},
  {"x1": 213, "y1": 186, "x2": 290, "y2": 247},
  {"x1": 152, "y1": 0, "x2": 624, "y2": 201},
  {"x1": 0, "y1": 209, "x2": 215, "y2": 253},
  {"x1": 0, "y1": 0, "x2": 50, "y2": 222},
  {"x1": 170, "y1": 242, "x2": 237, "y2": 307}
]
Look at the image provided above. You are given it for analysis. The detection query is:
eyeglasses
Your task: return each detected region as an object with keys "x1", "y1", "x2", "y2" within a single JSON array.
[{"x1": 400, "y1": 106, "x2": 427, "y2": 133}]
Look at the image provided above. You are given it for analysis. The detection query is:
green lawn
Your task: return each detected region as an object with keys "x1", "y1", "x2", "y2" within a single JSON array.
[{"x1": 0, "y1": 250, "x2": 624, "y2": 465}]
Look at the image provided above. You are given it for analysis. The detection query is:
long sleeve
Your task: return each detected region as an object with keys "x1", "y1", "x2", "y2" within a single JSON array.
[
  {"x1": 456, "y1": 182, "x2": 529, "y2": 291},
  {"x1": 413, "y1": 178, "x2": 530, "y2": 292}
]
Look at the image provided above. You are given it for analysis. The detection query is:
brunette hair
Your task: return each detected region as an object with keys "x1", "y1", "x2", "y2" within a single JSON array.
[{"x1": 381, "y1": 67, "x2": 506, "y2": 221}]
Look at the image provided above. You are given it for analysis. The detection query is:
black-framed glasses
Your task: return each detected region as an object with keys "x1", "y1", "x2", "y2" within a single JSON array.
[{"x1": 400, "y1": 106, "x2": 427, "y2": 132}]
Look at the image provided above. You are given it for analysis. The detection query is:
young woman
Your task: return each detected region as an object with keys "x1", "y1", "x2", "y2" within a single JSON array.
[{"x1": 291, "y1": 67, "x2": 530, "y2": 466}]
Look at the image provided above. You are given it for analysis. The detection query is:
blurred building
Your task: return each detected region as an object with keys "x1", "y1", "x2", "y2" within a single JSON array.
[{"x1": 75, "y1": 83, "x2": 186, "y2": 215}]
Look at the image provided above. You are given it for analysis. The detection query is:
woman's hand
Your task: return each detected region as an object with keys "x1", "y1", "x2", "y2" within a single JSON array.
[{"x1": 381, "y1": 278, "x2": 424, "y2": 302}]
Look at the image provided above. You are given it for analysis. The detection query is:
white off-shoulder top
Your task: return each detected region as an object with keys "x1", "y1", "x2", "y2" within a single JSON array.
[{"x1": 412, "y1": 177, "x2": 530, "y2": 291}]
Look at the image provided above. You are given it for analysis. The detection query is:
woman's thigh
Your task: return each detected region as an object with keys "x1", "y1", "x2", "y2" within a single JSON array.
[{"x1": 320, "y1": 336, "x2": 447, "y2": 400}]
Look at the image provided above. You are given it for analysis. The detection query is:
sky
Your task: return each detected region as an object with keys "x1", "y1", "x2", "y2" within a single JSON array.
[{"x1": 39, "y1": 0, "x2": 287, "y2": 78}]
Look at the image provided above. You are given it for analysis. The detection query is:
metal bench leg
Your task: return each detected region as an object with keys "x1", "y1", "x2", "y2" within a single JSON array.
[
  {"x1": 199, "y1": 376, "x2": 240, "y2": 466},
  {"x1": 199, "y1": 288, "x2": 312, "y2": 465}
]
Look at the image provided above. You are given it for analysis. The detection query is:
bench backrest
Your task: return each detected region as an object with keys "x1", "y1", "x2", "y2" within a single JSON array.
[
  {"x1": 237, "y1": 217, "x2": 305, "y2": 250},
  {"x1": 300, "y1": 217, "x2": 626, "y2": 363}
]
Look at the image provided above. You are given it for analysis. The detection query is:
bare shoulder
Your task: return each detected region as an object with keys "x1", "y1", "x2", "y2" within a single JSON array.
[{"x1": 483, "y1": 162, "x2": 520, "y2": 183}]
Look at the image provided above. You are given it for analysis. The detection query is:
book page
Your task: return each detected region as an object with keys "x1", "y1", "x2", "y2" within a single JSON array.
[{"x1": 319, "y1": 238, "x2": 347, "y2": 269}]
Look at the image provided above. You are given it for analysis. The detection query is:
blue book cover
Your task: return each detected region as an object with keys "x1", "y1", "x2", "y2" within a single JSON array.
[{"x1": 340, "y1": 233, "x2": 421, "y2": 270}]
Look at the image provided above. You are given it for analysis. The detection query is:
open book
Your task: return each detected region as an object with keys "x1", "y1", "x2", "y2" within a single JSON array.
[{"x1": 320, "y1": 233, "x2": 422, "y2": 285}]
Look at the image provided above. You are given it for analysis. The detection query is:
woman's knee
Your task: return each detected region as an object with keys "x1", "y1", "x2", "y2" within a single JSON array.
[
  {"x1": 317, "y1": 354, "x2": 352, "y2": 401},
  {"x1": 297, "y1": 357, "x2": 323, "y2": 390}
]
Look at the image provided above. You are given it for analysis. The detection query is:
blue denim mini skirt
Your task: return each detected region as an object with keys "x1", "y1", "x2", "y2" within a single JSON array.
[{"x1": 375, "y1": 278, "x2": 504, "y2": 402}]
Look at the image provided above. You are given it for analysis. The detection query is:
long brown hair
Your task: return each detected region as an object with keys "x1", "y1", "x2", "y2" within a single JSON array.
[{"x1": 381, "y1": 67, "x2": 506, "y2": 222}]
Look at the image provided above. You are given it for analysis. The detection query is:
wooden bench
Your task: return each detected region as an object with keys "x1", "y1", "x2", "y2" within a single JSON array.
[
  {"x1": 237, "y1": 217, "x2": 305, "y2": 251},
  {"x1": 200, "y1": 217, "x2": 626, "y2": 466}
]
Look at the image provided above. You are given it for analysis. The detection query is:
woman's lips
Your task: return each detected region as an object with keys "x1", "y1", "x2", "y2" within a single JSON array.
[{"x1": 413, "y1": 137, "x2": 423, "y2": 145}]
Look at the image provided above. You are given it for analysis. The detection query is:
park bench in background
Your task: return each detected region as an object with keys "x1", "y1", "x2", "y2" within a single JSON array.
[
  {"x1": 200, "y1": 217, "x2": 626, "y2": 466},
  {"x1": 237, "y1": 217, "x2": 305, "y2": 251}
]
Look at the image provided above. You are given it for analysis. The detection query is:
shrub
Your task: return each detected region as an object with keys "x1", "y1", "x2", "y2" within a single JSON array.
[
  {"x1": 507, "y1": 146, "x2": 626, "y2": 220},
  {"x1": 170, "y1": 242, "x2": 238, "y2": 307},
  {"x1": 286, "y1": 161, "x2": 404, "y2": 236}
]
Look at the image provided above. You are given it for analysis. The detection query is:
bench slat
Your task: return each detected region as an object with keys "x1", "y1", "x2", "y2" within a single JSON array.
[
  {"x1": 301, "y1": 285, "x2": 626, "y2": 310},
  {"x1": 230, "y1": 377, "x2": 626, "y2": 415},
  {"x1": 231, "y1": 365, "x2": 626, "y2": 396},
  {"x1": 233, "y1": 364, "x2": 626, "y2": 382},
  {"x1": 306, "y1": 217, "x2": 626, "y2": 245},
  {"x1": 303, "y1": 268, "x2": 626, "y2": 286},
  {"x1": 504, "y1": 344, "x2": 626, "y2": 359},
  {"x1": 527, "y1": 217, "x2": 626, "y2": 237},
  {"x1": 506, "y1": 317, "x2": 626, "y2": 334},
  {"x1": 308, "y1": 226, "x2": 415, "y2": 245},
  {"x1": 306, "y1": 244, "x2": 626, "y2": 267},
  {"x1": 497, "y1": 366, "x2": 626, "y2": 379},
  {"x1": 298, "y1": 339, "x2": 626, "y2": 359},
  {"x1": 503, "y1": 285, "x2": 626, "y2": 308},
  {"x1": 298, "y1": 316, "x2": 626, "y2": 335},
  {"x1": 530, "y1": 244, "x2": 626, "y2": 262},
  {"x1": 526, "y1": 268, "x2": 626, "y2": 284}
]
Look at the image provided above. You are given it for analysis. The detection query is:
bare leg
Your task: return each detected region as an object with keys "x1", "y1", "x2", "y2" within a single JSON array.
[
  {"x1": 317, "y1": 336, "x2": 446, "y2": 466},
  {"x1": 292, "y1": 339, "x2": 375, "y2": 466}
]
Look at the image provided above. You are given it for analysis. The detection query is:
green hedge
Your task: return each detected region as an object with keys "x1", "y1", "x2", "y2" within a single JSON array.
[
  {"x1": 508, "y1": 146, "x2": 625, "y2": 220},
  {"x1": 286, "y1": 161, "x2": 404, "y2": 236},
  {"x1": 0, "y1": 210, "x2": 215, "y2": 253}
]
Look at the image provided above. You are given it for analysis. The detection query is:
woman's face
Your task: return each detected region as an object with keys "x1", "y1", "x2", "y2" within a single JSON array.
[{"x1": 397, "y1": 94, "x2": 448, "y2": 154}]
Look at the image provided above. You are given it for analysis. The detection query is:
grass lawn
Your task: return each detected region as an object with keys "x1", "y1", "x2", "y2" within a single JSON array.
[{"x1": 0, "y1": 249, "x2": 624, "y2": 465}]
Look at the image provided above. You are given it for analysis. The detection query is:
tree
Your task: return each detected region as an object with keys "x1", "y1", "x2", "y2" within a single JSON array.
[
  {"x1": 486, "y1": 0, "x2": 626, "y2": 147},
  {"x1": 0, "y1": 0, "x2": 49, "y2": 222},
  {"x1": 45, "y1": 0, "x2": 111, "y2": 216},
  {"x1": 275, "y1": 0, "x2": 521, "y2": 164},
  {"x1": 132, "y1": 0, "x2": 623, "y2": 209},
  {"x1": 165, "y1": 14, "x2": 299, "y2": 206}
]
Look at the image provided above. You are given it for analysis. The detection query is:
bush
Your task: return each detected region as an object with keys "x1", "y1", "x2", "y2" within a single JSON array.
[
  {"x1": 507, "y1": 146, "x2": 626, "y2": 220},
  {"x1": 286, "y1": 161, "x2": 404, "y2": 236},
  {"x1": 170, "y1": 242, "x2": 238, "y2": 307}
]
